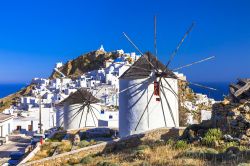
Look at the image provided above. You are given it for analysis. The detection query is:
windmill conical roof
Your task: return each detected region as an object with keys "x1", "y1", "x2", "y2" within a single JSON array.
[
  {"x1": 58, "y1": 88, "x2": 100, "y2": 106},
  {"x1": 119, "y1": 52, "x2": 176, "y2": 79}
]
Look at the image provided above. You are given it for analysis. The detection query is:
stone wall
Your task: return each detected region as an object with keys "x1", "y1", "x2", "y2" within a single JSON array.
[{"x1": 20, "y1": 127, "x2": 184, "y2": 166}]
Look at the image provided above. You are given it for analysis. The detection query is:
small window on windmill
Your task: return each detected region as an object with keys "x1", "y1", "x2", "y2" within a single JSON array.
[
  {"x1": 109, "y1": 115, "x2": 113, "y2": 119},
  {"x1": 154, "y1": 81, "x2": 160, "y2": 96},
  {"x1": 101, "y1": 110, "x2": 105, "y2": 114}
]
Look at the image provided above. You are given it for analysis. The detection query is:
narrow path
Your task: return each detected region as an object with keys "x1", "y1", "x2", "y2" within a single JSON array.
[{"x1": 0, "y1": 136, "x2": 30, "y2": 165}]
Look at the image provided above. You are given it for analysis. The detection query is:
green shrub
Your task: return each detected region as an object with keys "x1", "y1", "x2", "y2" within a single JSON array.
[
  {"x1": 204, "y1": 148, "x2": 218, "y2": 154},
  {"x1": 89, "y1": 139, "x2": 96, "y2": 145},
  {"x1": 239, "y1": 146, "x2": 249, "y2": 151},
  {"x1": 202, "y1": 135, "x2": 218, "y2": 147},
  {"x1": 175, "y1": 140, "x2": 188, "y2": 150},
  {"x1": 46, "y1": 138, "x2": 59, "y2": 142},
  {"x1": 205, "y1": 129, "x2": 222, "y2": 140},
  {"x1": 78, "y1": 140, "x2": 90, "y2": 148},
  {"x1": 202, "y1": 128, "x2": 222, "y2": 147},
  {"x1": 81, "y1": 155, "x2": 93, "y2": 164},
  {"x1": 52, "y1": 132, "x2": 66, "y2": 141},
  {"x1": 222, "y1": 141, "x2": 239, "y2": 151},
  {"x1": 166, "y1": 139, "x2": 174, "y2": 146}
]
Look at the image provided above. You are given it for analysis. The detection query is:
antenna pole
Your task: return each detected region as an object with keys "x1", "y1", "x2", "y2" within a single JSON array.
[
  {"x1": 38, "y1": 94, "x2": 42, "y2": 134},
  {"x1": 154, "y1": 15, "x2": 158, "y2": 56}
]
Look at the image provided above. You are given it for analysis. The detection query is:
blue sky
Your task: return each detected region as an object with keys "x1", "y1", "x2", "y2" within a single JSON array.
[{"x1": 0, "y1": 0, "x2": 249, "y2": 83}]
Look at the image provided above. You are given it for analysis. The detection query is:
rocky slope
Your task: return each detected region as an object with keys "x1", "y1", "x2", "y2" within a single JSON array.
[
  {"x1": 0, "y1": 84, "x2": 35, "y2": 112},
  {"x1": 50, "y1": 50, "x2": 122, "y2": 79},
  {"x1": 182, "y1": 91, "x2": 250, "y2": 146}
]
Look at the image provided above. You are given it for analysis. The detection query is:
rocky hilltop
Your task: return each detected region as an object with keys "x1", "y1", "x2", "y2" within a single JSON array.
[{"x1": 50, "y1": 50, "x2": 122, "y2": 79}]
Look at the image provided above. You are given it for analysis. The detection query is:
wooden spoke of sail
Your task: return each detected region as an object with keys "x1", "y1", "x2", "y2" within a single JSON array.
[
  {"x1": 123, "y1": 32, "x2": 159, "y2": 72},
  {"x1": 178, "y1": 79, "x2": 217, "y2": 91},
  {"x1": 123, "y1": 32, "x2": 143, "y2": 55},
  {"x1": 160, "y1": 81, "x2": 176, "y2": 127},
  {"x1": 90, "y1": 104, "x2": 101, "y2": 114},
  {"x1": 78, "y1": 105, "x2": 86, "y2": 128},
  {"x1": 78, "y1": 89, "x2": 97, "y2": 104},
  {"x1": 189, "y1": 82, "x2": 217, "y2": 91},
  {"x1": 158, "y1": 80, "x2": 167, "y2": 127},
  {"x1": 158, "y1": 75, "x2": 178, "y2": 98},
  {"x1": 57, "y1": 103, "x2": 84, "y2": 121},
  {"x1": 135, "y1": 91, "x2": 154, "y2": 131},
  {"x1": 161, "y1": 85, "x2": 178, "y2": 99},
  {"x1": 118, "y1": 81, "x2": 146, "y2": 94},
  {"x1": 172, "y1": 56, "x2": 215, "y2": 71},
  {"x1": 166, "y1": 22, "x2": 195, "y2": 68},
  {"x1": 89, "y1": 106, "x2": 97, "y2": 127},
  {"x1": 68, "y1": 104, "x2": 86, "y2": 125},
  {"x1": 59, "y1": 104, "x2": 84, "y2": 128},
  {"x1": 162, "y1": 77, "x2": 178, "y2": 97},
  {"x1": 89, "y1": 106, "x2": 99, "y2": 121},
  {"x1": 78, "y1": 90, "x2": 87, "y2": 101}
]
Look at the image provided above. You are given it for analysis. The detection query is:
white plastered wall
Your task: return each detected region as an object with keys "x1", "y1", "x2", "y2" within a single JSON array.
[
  {"x1": 63, "y1": 103, "x2": 101, "y2": 130},
  {"x1": 119, "y1": 76, "x2": 179, "y2": 137}
]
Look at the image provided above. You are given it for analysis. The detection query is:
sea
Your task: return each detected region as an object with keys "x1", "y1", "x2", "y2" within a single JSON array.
[
  {"x1": 0, "y1": 82, "x2": 229, "y2": 101},
  {"x1": 190, "y1": 82, "x2": 230, "y2": 101},
  {"x1": 0, "y1": 83, "x2": 26, "y2": 98}
]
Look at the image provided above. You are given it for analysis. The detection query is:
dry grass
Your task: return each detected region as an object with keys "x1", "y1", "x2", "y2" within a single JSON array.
[
  {"x1": 58, "y1": 138, "x2": 250, "y2": 166},
  {"x1": 77, "y1": 144, "x2": 208, "y2": 166},
  {"x1": 57, "y1": 140, "x2": 72, "y2": 154},
  {"x1": 30, "y1": 142, "x2": 58, "y2": 161},
  {"x1": 29, "y1": 128, "x2": 250, "y2": 165}
]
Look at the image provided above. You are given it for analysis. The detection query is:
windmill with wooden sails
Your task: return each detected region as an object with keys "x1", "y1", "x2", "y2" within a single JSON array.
[{"x1": 119, "y1": 16, "x2": 216, "y2": 137}]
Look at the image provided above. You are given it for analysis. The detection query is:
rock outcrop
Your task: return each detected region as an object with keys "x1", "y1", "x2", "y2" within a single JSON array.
[
  {"x1": 50, "y1": 50, "x2": 122, "y2": 79},
  {"x1": 182, "y1": 79, "x2": 250, "y2": 144}
]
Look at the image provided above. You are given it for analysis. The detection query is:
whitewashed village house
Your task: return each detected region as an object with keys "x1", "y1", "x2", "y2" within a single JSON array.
[{"x1": 0, "y1": 113, "x2": 14, "y2": 138}]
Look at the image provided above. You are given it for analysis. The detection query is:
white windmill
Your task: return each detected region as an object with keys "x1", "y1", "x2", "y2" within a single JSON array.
[
  {"x1": 56, "y1": 88, "x2": 102, "y2": 130},
  {"x1": 119, "y1": 16, "x2": 216, "y2": 137}
]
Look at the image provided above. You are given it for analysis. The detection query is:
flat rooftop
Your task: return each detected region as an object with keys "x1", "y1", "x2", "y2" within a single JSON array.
[{"x1": 0, "y1": 113, "x2": 14, "y2": 123}]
